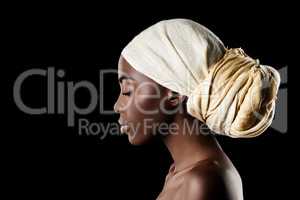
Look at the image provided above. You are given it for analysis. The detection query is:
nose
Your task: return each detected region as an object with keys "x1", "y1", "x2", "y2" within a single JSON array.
[
  {"x1": 114, "y1": 94, "x2": 130, "y2": 113},
  {"x1": 113, "y1": 99, "x2": 120, "y2": 113},
  {"x1": 114, "y1": 95, "x2": 122, "y2": 113}
]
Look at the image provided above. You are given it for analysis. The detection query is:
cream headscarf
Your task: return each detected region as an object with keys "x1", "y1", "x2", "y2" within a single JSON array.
[{"x1": 121, "y1": 19, "x2": 280, "y2": 138}]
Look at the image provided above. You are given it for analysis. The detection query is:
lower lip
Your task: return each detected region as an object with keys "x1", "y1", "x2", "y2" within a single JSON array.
[{"x1": 120, "y1": 125, "x2": 130, "y2": 133}]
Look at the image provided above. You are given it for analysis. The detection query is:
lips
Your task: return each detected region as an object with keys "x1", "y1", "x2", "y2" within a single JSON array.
[
  {"x1": 118, "y1": 119, "x2": 128, "y2": 126},
  {"x1": 118, "y1": 119, "x2": 130, "y2": 133}
]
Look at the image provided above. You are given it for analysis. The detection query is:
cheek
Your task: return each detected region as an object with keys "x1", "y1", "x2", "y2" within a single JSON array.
[
  {"x1": 125, "y1": 95, "x2": 161, "y2": 124},
  {"x1": 125, "y1": 92, "x2": 171, "y2": 145},
  {"x1": 134, "y1": 88, "x2": 166, "y2": 117},
  {"x1": 128, "y1": 91, "x2": 170, "y2": 131}
]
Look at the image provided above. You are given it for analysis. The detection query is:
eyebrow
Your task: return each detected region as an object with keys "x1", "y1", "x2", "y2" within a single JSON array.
[{"x1": 118, "y1": 75, "x2": 135, "y2": 83}]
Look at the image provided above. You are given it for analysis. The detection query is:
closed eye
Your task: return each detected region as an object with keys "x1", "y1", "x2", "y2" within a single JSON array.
[{"x1": 122, "y1": 91, "x2": 132, "y2": 96}]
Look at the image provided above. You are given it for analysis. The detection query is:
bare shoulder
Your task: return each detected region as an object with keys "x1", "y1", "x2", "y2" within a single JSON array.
[{"x1": 181, "y1": 161, "x2": 234, "y2": 200}]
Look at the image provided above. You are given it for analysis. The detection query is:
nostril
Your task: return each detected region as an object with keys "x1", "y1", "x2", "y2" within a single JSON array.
[{"x1": 113, "y1": 103, "x2": 119, "y2": 113}]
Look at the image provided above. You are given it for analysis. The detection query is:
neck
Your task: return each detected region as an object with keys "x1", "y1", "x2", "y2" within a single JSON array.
[{"x1": 161, "y1": 112, "x2": 224, "y2": 172}]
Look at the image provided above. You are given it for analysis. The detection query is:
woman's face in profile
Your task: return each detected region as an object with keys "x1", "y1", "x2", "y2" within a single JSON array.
[{"x1": 114, "y1": 56, "x2": 175, "y2": 145}]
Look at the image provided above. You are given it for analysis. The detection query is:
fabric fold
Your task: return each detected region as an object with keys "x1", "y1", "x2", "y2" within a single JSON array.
[{"x1": 121, "y1": 19, "x2": 280, "y2": 138}]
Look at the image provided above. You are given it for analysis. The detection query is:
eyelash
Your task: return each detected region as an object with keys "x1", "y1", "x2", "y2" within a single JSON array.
[{"x1": 122, "y1": 91, "x2": 132, "y2": 96}]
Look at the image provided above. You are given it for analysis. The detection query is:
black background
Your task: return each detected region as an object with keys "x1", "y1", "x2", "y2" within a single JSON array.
[{"x1": 3, "y1": 3, "x2": 295, "y2": 200}]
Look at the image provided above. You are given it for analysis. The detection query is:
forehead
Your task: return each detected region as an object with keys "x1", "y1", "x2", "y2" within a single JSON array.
[
  {"x1": 118, "y1": 56, "x2": 156, "y2": 84},
  {"x1": 118, "y1": 56, "x2": 135, "y2": 77}
]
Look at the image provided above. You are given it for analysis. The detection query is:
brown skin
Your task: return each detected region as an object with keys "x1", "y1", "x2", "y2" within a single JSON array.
[{"x1": 114, "y1": 56, "x2": 243, "y2": 200}]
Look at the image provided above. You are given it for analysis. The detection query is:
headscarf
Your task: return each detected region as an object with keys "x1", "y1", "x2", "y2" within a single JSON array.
[{"x1": 121, "y1": 19, "x2": 280, "y2": 138}]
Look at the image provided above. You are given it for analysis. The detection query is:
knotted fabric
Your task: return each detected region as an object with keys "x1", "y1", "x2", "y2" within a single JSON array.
[{"x1": 121, "y1": 19, "x2": 280, "y2": 138}]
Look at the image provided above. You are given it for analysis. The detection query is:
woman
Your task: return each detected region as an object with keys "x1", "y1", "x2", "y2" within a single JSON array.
[{"x1": 114, "y1": 19, "x2": 280, "y2": 200}]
